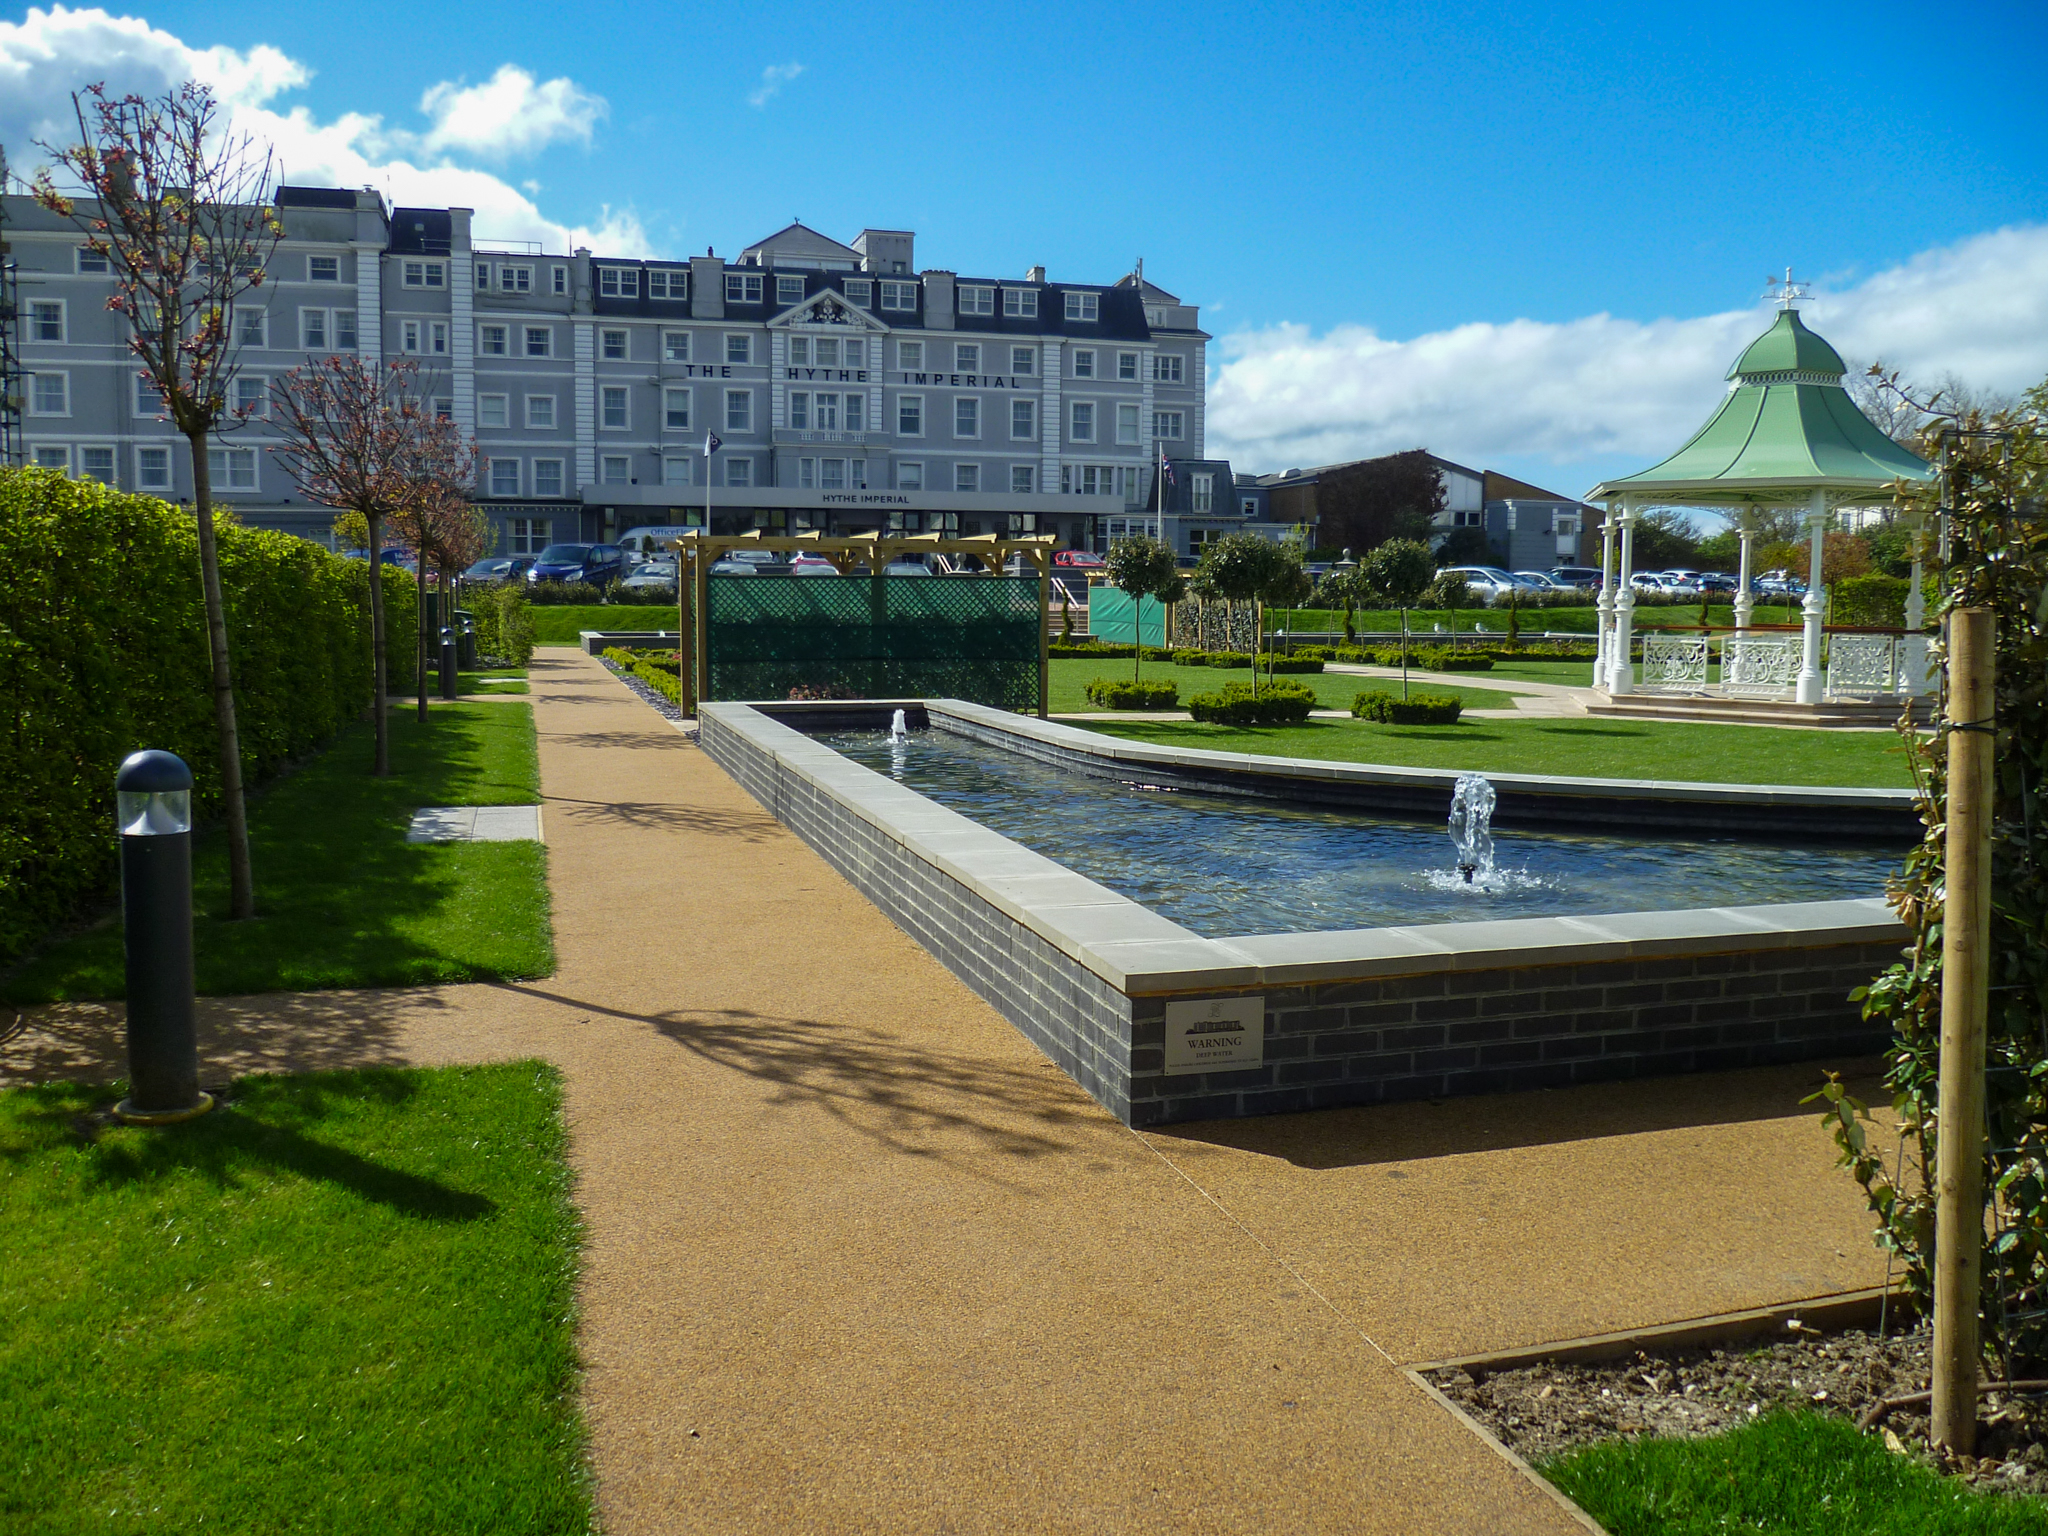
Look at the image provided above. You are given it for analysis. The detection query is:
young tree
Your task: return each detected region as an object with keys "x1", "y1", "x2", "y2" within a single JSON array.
[
  {"x1": 1101, "y1": 534, "x2": 1182, "y2": 682},
  {"x1": 270, "y1": 356, "x2": 418, "y2": 775},
  {"x1": 1316, "y1": 562, "x2": 1372, "y2": 644},
  {"x1": 389, "y1": 405, "x2": 480, "y2": 720},
  {"x1": 1424, "y1": 569, "x2": 1472, "y2": 653},
  {"x1": 34, "y1": 82, "x2": 283, "y2": 920},
  {"x1": 1258, "y1": 543, "x2": 1313, "y2": 687},
  {"x1": 1197, "y1": 532, "x2": 1293, "y2": 695},
  {"x1": 1362, "y1": 537, "x2": 1434, "y2": 697}
]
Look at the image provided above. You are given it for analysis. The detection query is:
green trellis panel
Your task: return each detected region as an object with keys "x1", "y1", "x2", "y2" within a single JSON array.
[{"x1": 705, "y1": 575, "x2": 1042, "y2": 710}]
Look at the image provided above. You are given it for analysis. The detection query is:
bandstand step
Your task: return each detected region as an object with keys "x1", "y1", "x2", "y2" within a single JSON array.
[{"x1": 1584, "y1": 692, "x2": 1929, "y2": 729}]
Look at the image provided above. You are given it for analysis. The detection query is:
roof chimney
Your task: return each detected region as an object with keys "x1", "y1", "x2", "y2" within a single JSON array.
[{"x1": 1027, "y1": 265, "x2": 1046, "y2": 283}]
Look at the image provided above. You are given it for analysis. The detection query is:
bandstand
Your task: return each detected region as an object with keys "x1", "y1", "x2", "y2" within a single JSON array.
[{"x1": 1585, "y1": 287, "x2": 1936, "y2": 718}]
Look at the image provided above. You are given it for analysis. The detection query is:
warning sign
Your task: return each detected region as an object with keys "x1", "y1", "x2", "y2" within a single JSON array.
[{"x1": 1163, "y1": 996, "x2": 1266, "y2": 1076}]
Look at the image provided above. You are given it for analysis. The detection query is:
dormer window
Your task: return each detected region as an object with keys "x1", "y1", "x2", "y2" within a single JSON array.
[
  {"x1": 958, "y1": 285, "x2": 994, "y2": 316},
  {"x1": 598, "y1": 268, "x2": 638, "y2": 299},
  {"x1": 725, "y1": 273, "x2": 764, "y2": 304},
  {"x1": 1003, "y1": 288, "x2": 1038, "y2": 318},
  {"x1": 777, "y1": 275, "x2": 805, "y2": 305},
  {"x1": 1063, "y1": 291, "x2": 1098, "y2": 322}
]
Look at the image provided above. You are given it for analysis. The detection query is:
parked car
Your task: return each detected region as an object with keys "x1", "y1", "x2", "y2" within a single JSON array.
[
  {"x1": 722, "y1": 548, "x2": 788, "y2": 573},
  {"x1": 342, "y1": 547, "x2": 412, "y2": 567},
  {"x1": 882, "y1": 559, "x2": 934, "y2": 577},
  {"x1": 462, "y1": 556, "x2": 535, "y2": 584},
  {"x1": 527, "y1": 543, "x2": 628, "y2": 587},
  {"x1": 1053, "y1": 550, "x2": 1106, "y2": 571},
  {"x1": 789, "y1": 553, "x2": 841, "y2": 576},
  {"x1": 1512, "y1": 570, "x2": 1569, "y2": 590},
  {"x1": 707, "y1": 557, "x2": 760, "y2": 576},
  {"x1": 1698, "y1": 572, "x2": 1739, "y2": 594},
  {"x1": 616, "y1": 526, "x2": 695, "y2": 564},
  {"x1": 618, "y1": 559, "x2": 678, "y2": 595},
  {"x1": 1549, "y1": 566, "x2": 1605, "y2": 588},
  {"x1": 1440, "y1": 566, "x2": 1522, "y2": 604}
]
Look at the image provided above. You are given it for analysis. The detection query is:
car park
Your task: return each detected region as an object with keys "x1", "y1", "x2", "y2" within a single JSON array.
[
  {"x1": 526, "y1": 542, "x2": 628, "y2": 587},
  {"x1": 619, "y1": 559, "x2": 678, "y2": 595},
  {"x1": 462, "y1": 556, "x2": 535, "y2": 584}
]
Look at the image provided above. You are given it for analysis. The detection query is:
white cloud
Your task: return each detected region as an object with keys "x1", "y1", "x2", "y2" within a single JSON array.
[
  {"x1": 0, "y1": 6, "x2": 649, "y2": 255},
  {"x1": 417, "y1": 64, "x2": 605, "y2": 159},
  {"x1": 1209, "y1": 224, "x2": 2048, "y2": 491},
  {"x1": 747, "y1": 62, "x2": 804, "y2": 108}
]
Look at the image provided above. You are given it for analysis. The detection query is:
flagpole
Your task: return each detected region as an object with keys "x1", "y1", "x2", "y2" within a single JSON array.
[{"x1": 1155, "y1": 438, "x2": 1164, "y2": 543}]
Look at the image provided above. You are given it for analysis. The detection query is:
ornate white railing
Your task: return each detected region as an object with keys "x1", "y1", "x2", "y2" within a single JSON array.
[
  {"x1": 1825, "y1": 634, "x2": 1899, "y2": 698},
  {"x1": 1721, "y1": 635, "x2": 1802, "y2": 699},
  {"x1": 1640, "y1": 636, "x2": 1710, "y2": 694}
]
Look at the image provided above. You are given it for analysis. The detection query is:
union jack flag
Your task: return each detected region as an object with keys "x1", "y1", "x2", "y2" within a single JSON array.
[{"x1": 1159, "y1": 448, "x2": 1175, "y2": 487}]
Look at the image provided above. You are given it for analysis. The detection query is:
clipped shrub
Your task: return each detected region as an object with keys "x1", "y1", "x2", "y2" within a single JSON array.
[
  {"x1": 1202, "y1": 650, "x2": 1255, "y2": 668},
  {"x1": 1833, "y1": 573, "x2": 1911, "y2": 628},
  {"x1": 1290, "y1": 645, "x2": 1333, "y2": 662},
  {"x1": 1351, "y1": 690, "x2": 1464, "y2": 725},
  {"x1": 524, "y1": 578, "x2": 601, "y2": 606},
  {"x1": 466, "y1": 581, "x2": 535, "y2": 667},
  {"x1": 1333, "y1": 645, "x2": 1372, "y2": 663},
  {"x1": 601, "y1": 645, "x2": 682, "y2": 706},
  {"x1": 1263, "y1": 656, "x2": 1325, "y2": 674},
  {"x1": 1169, "y1": 647, "x2": 1209, "y2": 666},
  {"x1": 1084, "y1": 676, "x2": 1179, "y2": 709},
  {"x1": 1417, "y1": 648, "x2": 1495, "y2": 671},
  {"x1": 1187, "y1": 679, "x2": 1317, "y2": 727}
]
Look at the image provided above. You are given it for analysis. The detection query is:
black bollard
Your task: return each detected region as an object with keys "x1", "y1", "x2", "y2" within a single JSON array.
[
  {"x1": 112, "y1": 750, "x2": 212, "y2": 1124},
  {"x1": 439, "y1": 625, "x2": 458, "y2": 699}
]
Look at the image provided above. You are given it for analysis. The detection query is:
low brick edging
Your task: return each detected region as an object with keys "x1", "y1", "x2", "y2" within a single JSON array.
[{"x1": 700, "y1": 700, "x2": 1905, "y2": 1127}]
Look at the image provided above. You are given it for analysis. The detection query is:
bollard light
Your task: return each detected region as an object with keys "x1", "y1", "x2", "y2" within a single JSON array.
[
  {"x1": 439, "y1": 625, "x2": 458, "y2": 700},
  {"x1": 112, "y1": 749, "x2": 212, "y2": 1125}
]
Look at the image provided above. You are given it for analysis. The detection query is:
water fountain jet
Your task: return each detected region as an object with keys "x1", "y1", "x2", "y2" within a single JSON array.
[{"x1": 1448, "y1": 772, "x2": 1496, "y2": 885}]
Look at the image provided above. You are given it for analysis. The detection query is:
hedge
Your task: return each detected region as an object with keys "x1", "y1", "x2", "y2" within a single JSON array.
[
  {"x1": 1833, "y1": 573, "x2": 1910, "y2": 628},
  {"x1": 601, "y1": 646, "x2": 682, "y2": 706},
  {"x1": 0, "y1": 467, "x2": 416, "y2": 961},
  {"x1": 1187, "y1": 679, "x2": 1317, "y2": 727},
  {"x1": 1084, "y1": 677, "x2": 1179, "y2": 709},
  {"x1": 466, "y1": 582, "x2": 536, "y2": 666},
  {"x1": 1351, "y1": 690, "x2": 1464, "y2": 725}
]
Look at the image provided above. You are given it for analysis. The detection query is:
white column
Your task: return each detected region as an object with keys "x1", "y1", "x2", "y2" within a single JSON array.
[
  {"x1": 1900, "y1": 514, "x2": 1931, "y2": 699},
  {"x1": 1593, "y1": 502, "x2": 1617, "y2": 687},
  {"x1": 1733, "y1": 512, "x2": 1755, "y2": 630},
  {"x1": 1608, "y1": 501, "x2": 1638, "y2": 694},
  {"x1": 1794, "y1": 488, "x2": 1827, "y2": 704}
]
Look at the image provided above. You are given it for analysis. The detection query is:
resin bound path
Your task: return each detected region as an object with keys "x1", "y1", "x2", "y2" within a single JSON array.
[{"x1": 5, "y1": 649, "x2": 1895, "y2": 1534}]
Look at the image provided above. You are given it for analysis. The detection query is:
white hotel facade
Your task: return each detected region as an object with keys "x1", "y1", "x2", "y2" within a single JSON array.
[{"x1": 5, "y1": 186, "x2": 1235, "y2": 555}]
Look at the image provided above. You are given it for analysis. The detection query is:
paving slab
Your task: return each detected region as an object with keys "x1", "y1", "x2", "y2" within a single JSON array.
[{"x1": 404, "y1": 804, "x2": 544, "y2": 842}]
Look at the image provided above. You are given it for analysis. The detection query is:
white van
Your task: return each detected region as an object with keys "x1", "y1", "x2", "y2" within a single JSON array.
[{"x1": 617, "y1": 526, "x2": 697, "y2": 565}]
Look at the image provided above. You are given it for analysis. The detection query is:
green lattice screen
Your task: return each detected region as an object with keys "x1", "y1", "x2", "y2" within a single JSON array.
[{"x1": 705, "y1": 575, "x2": 1042, "y2": 709}]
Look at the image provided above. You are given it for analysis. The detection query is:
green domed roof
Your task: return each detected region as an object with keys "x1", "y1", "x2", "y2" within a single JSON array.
[{"x1": 1726, "y1": 309, "x2": 1847, "y2": 381}]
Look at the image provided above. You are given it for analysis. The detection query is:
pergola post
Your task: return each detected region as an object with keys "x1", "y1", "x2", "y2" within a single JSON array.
[
  {"x1": 1733, "y1": 512, "x2": 1755, "y2": 631},
  {"x1": 1900, "y1": 513, "x2": 1931, "y2": 700},
  {"x1": 1593, "y1": 503, "x2": 1617, "y2": 688},
  {"x1": 1608, "y1": 500, "x2": 1638, "y2": 695},
  {"x1": 1795, "y1": 489, "x2": 1827, "y2": 704}
]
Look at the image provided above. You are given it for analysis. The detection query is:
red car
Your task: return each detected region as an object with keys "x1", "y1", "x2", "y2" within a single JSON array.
[{"x1": 1053, "y1": 550, "x2": 1106, "y2": 569}]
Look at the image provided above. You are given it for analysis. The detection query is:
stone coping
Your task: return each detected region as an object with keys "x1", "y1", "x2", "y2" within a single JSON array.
[{"x1": 701, "y1": 701, "x2": 1908, "y2": 998}]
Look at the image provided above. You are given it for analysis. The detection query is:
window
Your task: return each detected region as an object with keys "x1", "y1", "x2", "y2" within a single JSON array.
[
  {"x1": 788, "y1": 391, "x2": 809, "y2": 430},
  {"x1": 897, "y1": 341, "x2": 922, "y2": 370},
  {"x1": 814, "y1": 337, "x2": 839, "y2": 367},
  {"x1": 845, "y1": 278, "x2": 872, "y2": 308},
  {"x1": 850, "y1": 460, "x2": 868, "y2": 489},
  {"x1": 1011, "y1": 464, "x2": 1035, "y2": 494},
  {"x1": 725, "y1": 334, "x2": 751, "y2": 365},
  {"x1": 1072, "y1": 349, "x2": 1095, "y2": 379},
  {"x1": 820, "y1": 458, "x2": 846, "y2": 490},
  {"x1": 955, "y1": 343, "x2": 979, "y2": 373},
  {"x1": 601, "y1": 455, "x2": 630, "y2": 485},
  {"x1": 1117, "y1": 351, "x2": 1138, "y2": 381},
  {"x1": 726, "y1": 458, "x2": 752, "y2": 487},
  {"x1": 958, "y1": 285, "x2": 994, "y2": 316},
  {"x1": 532, "y1": 461, "x2": 564, "y2": 498},
  {"x1": 401, "y1": 319, "x2": 421, "y2": 353},
  {"x1": 844, "y1": 393, "x2": 864, "y2": 431},
  {"x1": 31, "y1": 301, "x2": 64, "y2": 342},
  {"x1": 433, "y1": 396, "x2": 452, "y2": 421},
  {"x1": 480, "y1": 324, "x2": 509, "y2": 356},
  {"x1": 897, "y1": 395, "x2": 922, "y2": 435},
  {"x1": 301, "y1": 310, "x2": 327, "y2": 349},
  {"x1": 662, "y1": 456, "x2": 692, "y2": 486},
  {"x1": 527, "y1": 395, "x2": 556, "y2": 428},
  {"x1": 510, "y1": 517, "x2": 551, "y2": 553},
  {"x1": 648, "y1": 269, "x2": 686, "y2": 299},
  {"x1": 136, "y1": 377, "x2": 165, "y2": 416},
  {"x1": 879, "y1": 281, "x2": 916, "y2": 312},
  {"x1": 1152, "y1": 354, "x2": 1184, "y2": 383},
  {"x1": 479, "y1": 395, "x2": 509, "y2": 429},
  {"x1": 500, "y1": 265, "x2": 532, "y2": 294},
  {"x1": 1154, "y1": 410, "x2": 1184, "y2": 440},
  {"x1": 601, "y1": 386, "x2": 629, "y2": 429},
  {"x1": 1069, "y1": 401, "x2": 1094, "y2": 442},
  {"x1": 897, "y1": 461, "x2": 924, "y2": 490},
  {"x1": 31, "y1": 374, "x2": 67, "y2": 415},
  {"x1": 207, "y1": 447, "x2": 256, "y2": 490},
  {"x1": 663, "y1": 387, "x2": 690, "y2": 430},
  {"x1": 476, "y1": 263, "x2": 491, "y2": 291},
  {"x1": 1011, "y1": 399, "x2": 1036, "y2": 439},
  {"x1": 954, "y1": 397, "x2": 979, "y2": 438},
  {"x1": 601, "y1": 329, "x2": 628, "y2": 360},
  {"x1": 955, "y1": 463, "x2": 980, "y2": 493},
  {"x1": 80, "y1": 446, "x2": 114, "y2": 485},
  {"x1": 724, "y1": 272, "x2": 764, "y2": 304},
  {"x1": 1116, "y1": 402, "x2": 1140, "y2": 446},
  {"x1": 77, "y1": 246, "x2": 109, "y2": 274},
  {"x1": 235, "y1": 376, "x2": 267, "y2": 418},
  {"x1": 776, "y1": 275, "x2": 805, "y2": 306},
  {"x1": 599, "y1": 267, "x2": 638, "y2": 299},
  {"x1": 490, "y1": 459, "x2": 521, "y2": 496},
  {"x1": 524, "y1": 327, "x2": 551, "y2": 358},
  {"x1": 138, "y1": 446, "x2": 170, "y2": 489},
  {"x1": 402, "y1": 260, "x2": 445, "y2": 288},
  {"x1": 815, "y1": 394, "x2": 838, "y2": 430},
  {"x1": 1003, "y1": 288, "x2": 1038, "y2": 318},
  {"x1": 428, "y1": 321, "x2": 448, "y2": 356},
  {"x1": 552, "y1": 266, "x2": 567, "y2": 295},
  {"x1": 335, "y1": 311, "x2": 358, "y2": 350},
  {"x1": 1241, "y1": 497, "x2": 1259, "y2": 518},
  {"x1": 788, "y1": 336, "x2": 810, "y2": 366},
  {"x1": 1064, "y1": 291, "x2": 1099, "y2": 322},
  {"x1": 1010, "y1": 346, "x2": 1035, "y2": 375},
  {"x1": 33, "y1": 446, "x2": 68, "y2": 471},
  {"x1": 1147, "y1": 307, "x2": 1168, "y2": 328},
  {"x1": 724, "y1": 390, "x2": 751, "y2": 431},
  {"x1": 662, "y1": 330, "x2": 690, "y2": 362},
  {"x1": 1191, "y1": 473, "x2": 1214, "y2": 514}
]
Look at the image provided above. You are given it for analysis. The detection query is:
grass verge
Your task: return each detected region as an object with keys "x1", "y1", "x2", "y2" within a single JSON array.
[
  {"x1": 528, "y1": 605, "x2": 677, "y2": 644},
  {"x1": 1543, "y1": 1410, "x2": 2048, "y2": 1535},
  {"x1": 1049, "y1": 658, "x2": 1516, "y2": 713},
  {"x1": 0, "y1": 1063, "x2": 591, "y2": 1535},
  {"x1": 1076, "y1": 714, "x2": 1913, "y2": 788},
  {"x1": 5, "y1": 702, "x2": 552, "y2": 1002}
]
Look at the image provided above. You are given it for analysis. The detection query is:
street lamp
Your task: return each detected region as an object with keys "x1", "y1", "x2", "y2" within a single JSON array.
[{"x1": 112, "y1": 749, "x2": 212, "y2": 1125}]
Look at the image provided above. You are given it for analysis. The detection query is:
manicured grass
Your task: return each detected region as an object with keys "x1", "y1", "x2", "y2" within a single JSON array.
[
  {"x1": 1543, "y1": 1411, "x2": 2048, "y2": 1535},
  {"x1": 1077, "y1": 714, "x2": 1915, "y2": 788},
  {"x1": 4, "y1": 702, "x2": 552, "y2": 1002},
  {"x1": 528, "y1": 605, "x2": 677, "y2": 644},
  {"x1": 1270, "y1": 604, "x2": 1807, "y2": 636},
  {"x1": 0, "y1": 1063, "x2": 592, "y2": 1534},
  {"x1": 1048, "y1": 658, "x2": 1516, "y2": 713},
  {"x1": 458, "y1": 668, "x2": 529, "y2": 695}
]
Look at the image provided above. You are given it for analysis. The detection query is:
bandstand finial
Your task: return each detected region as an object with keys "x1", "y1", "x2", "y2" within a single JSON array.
[{"x1": 1763, "y1": 266, "x2": 1810, "y2": 312}]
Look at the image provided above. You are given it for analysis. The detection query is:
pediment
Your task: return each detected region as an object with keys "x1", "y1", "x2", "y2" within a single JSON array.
[{"x1": 769, "y1": 290, "x2": 889, "y2": 332}]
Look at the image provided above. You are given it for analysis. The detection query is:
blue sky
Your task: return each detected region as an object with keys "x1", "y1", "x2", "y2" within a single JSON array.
[{"x1": 6, "y1": 0, "x2": 2045, "y2": 498}]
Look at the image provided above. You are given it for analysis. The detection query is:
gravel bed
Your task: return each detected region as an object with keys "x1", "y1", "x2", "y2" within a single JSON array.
[
  {"x1": 599, "y1": 657, "x2": 684, "y2": 722},
  {"x1": 1431, "y1": 1323, "x2": 2048, "y2": 1494}
]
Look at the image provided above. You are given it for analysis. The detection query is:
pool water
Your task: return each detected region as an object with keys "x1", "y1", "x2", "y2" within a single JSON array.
[{"x1": 819, "y1": 729, "x2": 1901, "y2": 938}]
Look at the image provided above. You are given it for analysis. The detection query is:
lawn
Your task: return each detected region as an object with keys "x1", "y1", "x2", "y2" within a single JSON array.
[
  {"x1": 1049, "y1": 657, "x2": 1517, "y2": 713},
  {"x1": 1543, "y1": 1411, "x2": 2048, "y2": 1535},
  {"x1": 0, "y1": 1063, "x2": 592, "y2": 1535},
  {"x1": 4, "y1": 702, "x2": 552, "y2": 1003},
  {"x1": 528, "y1": 605, "x2": 676, "y2": 644},
  {"x1": 1077, "y1": 714, "x2": 1914, "y2": 788}
]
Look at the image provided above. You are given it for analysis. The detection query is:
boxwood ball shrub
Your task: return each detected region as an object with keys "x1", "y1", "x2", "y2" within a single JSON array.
[
  {"x1": 0, "y1": 467, "x2": 416, "y2": 961},
  {"x1": 1084, "y1": 677, "x2": 1179, "y2": 710},
  {"x1": 1187, "y1": 679, "x2": 1317, "y2": 727},
  {"x1": 1351, "y1": 690, "x2": 1465, "y2": 725}
]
